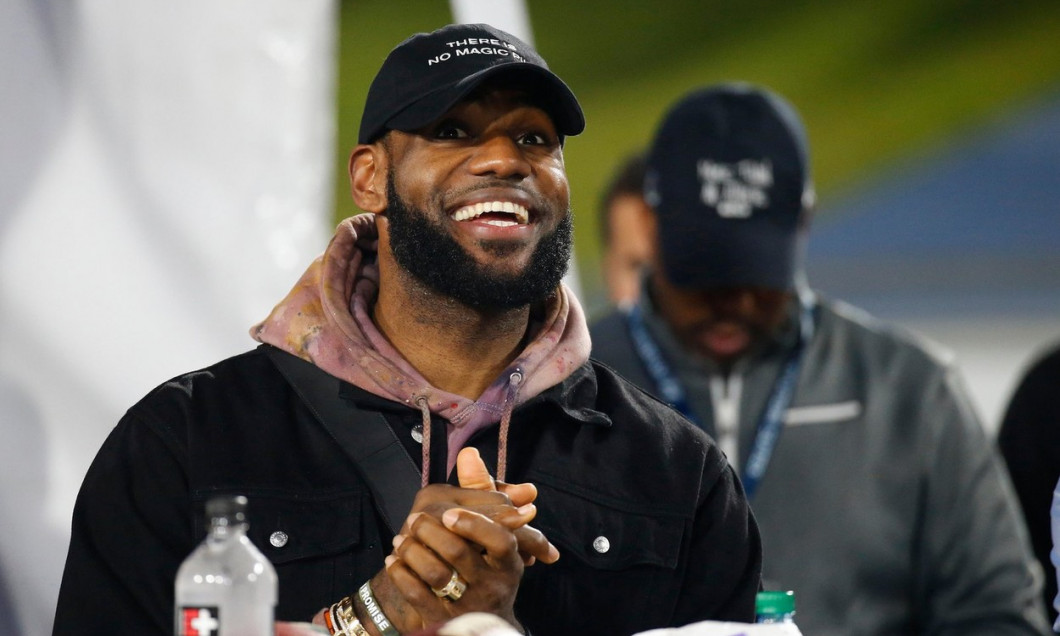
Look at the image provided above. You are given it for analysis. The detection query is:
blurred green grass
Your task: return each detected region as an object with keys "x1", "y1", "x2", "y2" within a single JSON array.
[{"x1": 334, "y1": 0, "x2": 1060, "y2": 312}]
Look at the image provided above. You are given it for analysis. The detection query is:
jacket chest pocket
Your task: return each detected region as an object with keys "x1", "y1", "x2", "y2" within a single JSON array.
[
  {"x1": 192, "y1": 489, "x2": 379, "y2": 622},
  {"x1": 519, "y1": 481, "x2": 687, "y2": 635}
]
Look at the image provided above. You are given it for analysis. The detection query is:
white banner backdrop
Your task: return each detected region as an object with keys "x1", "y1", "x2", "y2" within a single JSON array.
[
  {"x1": 0, "y1": 1, "x2": 334, "y2": 633},
  {"x1": 449, "y1": 0, "x2": 533, "y2": 41}
]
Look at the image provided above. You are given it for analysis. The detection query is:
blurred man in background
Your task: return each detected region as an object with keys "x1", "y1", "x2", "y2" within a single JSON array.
[
  {"x1": 598, "y1": 151, "x2": 655, "y2": 308},
  {"x1": 589, "y1": 83, "x2": 1048, "y2": 636}
]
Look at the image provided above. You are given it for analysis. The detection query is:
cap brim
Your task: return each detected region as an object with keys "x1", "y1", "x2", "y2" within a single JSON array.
[
  {"x1": 660, "y1": 213, "x2": 797, "y2": 290},
  {"x1": 384, "y1": 63, "x2": 585, "y2": 137}
]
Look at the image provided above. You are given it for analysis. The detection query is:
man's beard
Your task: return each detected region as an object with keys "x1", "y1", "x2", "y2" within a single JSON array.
[{"x1": 384, "y1": 175, "x2": 573, "y2": 311}]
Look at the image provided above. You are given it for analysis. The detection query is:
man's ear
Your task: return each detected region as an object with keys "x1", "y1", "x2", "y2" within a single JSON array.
[
  {"x1": 798, "y1": 186, "x2": 816, "y2": 231},
  {"x1": 644, "y1": 205, "x2": 659, "y2": 250},
  {"x1": 348, "y1": 144, "x2": 388, "y2": 213},
  {"x1": 798, "y1": 204, "x2": 815, "y2": 232}
]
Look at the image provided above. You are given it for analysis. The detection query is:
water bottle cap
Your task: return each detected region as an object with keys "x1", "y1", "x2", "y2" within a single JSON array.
[
  {"x1": 205, "y1": 494, "x2": 248, "y2": 522},
  {"x1": 755, "y1": 590, "x2": 795, "y2": 615}
]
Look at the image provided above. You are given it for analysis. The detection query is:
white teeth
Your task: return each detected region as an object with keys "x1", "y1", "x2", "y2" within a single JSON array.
[{"x1": 450, "y1": 201, "x2": 529, "y2": 224}]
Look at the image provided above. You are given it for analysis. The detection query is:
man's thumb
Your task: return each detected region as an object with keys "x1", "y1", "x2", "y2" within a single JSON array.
[{"x1": 456, "y1": 447, "x2": 496, "y2": 491}]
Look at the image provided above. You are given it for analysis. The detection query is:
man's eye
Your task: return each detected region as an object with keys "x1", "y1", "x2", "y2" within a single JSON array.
[
  {"x1": 435, "y1": 125, "x2": 469, "y2": 140},
  {"x1": 518, "y1": 132, "x2": 550, "y2": 146}
]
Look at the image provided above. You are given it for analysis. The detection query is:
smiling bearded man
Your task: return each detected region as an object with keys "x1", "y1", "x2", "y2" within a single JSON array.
[
  {"x1": 53, "y1": 24, "x2": 762, "y2": 636},
  {"x1": 383, "y1": 169, "x2": 573, "y2": 311}
]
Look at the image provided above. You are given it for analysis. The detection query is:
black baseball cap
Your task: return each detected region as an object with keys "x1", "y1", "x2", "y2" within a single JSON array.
[
  {"x1": 358, "y1": 23, "x2": 585, "y2": 144},
  {"x1": 645, "y1": 83, "x2": 815, "y2": 290}
]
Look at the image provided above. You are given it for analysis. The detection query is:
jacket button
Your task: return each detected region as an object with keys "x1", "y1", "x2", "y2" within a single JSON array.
[
  {"x1": 411, "y1": 424, "x2": 424, "y2": 444},
  {"x1": 269, "y1": 531, "x2": 289, "y2": 548},
  {"x1": 592, "y1": 536, "x2": 610, "y2": 553}
]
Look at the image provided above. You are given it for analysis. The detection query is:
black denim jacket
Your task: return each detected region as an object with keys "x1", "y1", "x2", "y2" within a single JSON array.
[{"x1": 54, "y1": 345, "x2": 761, "y2": 636}]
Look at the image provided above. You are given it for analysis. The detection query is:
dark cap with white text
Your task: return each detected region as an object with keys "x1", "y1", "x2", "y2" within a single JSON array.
[
  {"x1": 646, "y1": 83, "x2": 814, "y2": 290},
  {"x1": 358, "y1": 23, "x2": 585, "y2": 144}
]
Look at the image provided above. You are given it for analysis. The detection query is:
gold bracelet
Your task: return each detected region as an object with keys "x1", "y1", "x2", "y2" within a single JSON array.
[
  {"x1": 336, "y1": 596, "x2": 357, "y2": 629},
  {"x1": 345, "y1": 617, "x2": 371, "y2": 636},
  {"x1": 329, "y1": 602, "x2": 347, "y2": 635},
  {"x1": 341, "y1": 593, "x2": 374, "y2": 636},
  {"x1": 327, "y1": 597, "x2": 371, "y2": 636}
]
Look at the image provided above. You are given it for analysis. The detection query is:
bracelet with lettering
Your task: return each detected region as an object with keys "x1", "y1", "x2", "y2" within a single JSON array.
[{"x1": 357, "y1": 580, "x2": 400, "y2": 636}]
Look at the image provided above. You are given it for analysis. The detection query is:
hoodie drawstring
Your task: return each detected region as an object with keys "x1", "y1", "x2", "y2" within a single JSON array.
[
  {"x1": 416, "y1": 369, "x2": 523, "y2": 487},
  {"x1": 496, "y1": 370, "x2": 523, "y2": 483},
  {"x1": 415, "y1": 396, "x2": 431, "y2": 488}
]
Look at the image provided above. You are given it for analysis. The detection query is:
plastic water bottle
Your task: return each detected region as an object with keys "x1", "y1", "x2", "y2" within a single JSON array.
[
  {"x1": 175, "y1": 495, "x2": 277, "y2": 636},
  {"x1": 755, "y1": 590, "x2": 797, "y2": 625}
]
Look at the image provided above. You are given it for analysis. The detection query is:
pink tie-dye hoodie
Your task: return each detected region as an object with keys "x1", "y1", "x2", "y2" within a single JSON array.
[{"x1": 251, "y1": 214, "x2": 591, "y2": 485}]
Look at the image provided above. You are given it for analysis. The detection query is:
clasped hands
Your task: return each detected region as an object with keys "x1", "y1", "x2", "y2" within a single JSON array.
[{"x1": 308, "y1": 447, "x2": 558, "y2": 635}]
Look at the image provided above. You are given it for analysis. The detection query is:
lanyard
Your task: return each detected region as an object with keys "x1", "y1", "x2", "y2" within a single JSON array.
[
  {"x1": 624, "y1": 301, "x2": 701, "y2": 425},
  {"x1": 624, "y1": 292, "x2": 816, "y2": 500}
]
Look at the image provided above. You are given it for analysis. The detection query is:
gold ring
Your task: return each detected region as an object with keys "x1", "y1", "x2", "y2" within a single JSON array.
[{"x1": 431, "y1": 569, "x2": 468, "y2": 602}]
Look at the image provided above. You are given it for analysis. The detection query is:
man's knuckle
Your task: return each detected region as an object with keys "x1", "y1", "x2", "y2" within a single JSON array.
[
  {"x1": 435, "y1": 542, "x2": 463, "y2": 563},
  {"x1": 501, "y1": 531, "x2": 519, "y2": 553}
]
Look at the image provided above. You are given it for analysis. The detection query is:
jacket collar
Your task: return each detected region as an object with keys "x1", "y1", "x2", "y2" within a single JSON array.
[{"x1": 519, "y1": 362, "x2": 613, "y2": 428}]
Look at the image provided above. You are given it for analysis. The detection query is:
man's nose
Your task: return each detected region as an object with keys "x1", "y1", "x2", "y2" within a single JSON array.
[{"x1": 468, "y1": 135, "x2": 532, "y2": 179}]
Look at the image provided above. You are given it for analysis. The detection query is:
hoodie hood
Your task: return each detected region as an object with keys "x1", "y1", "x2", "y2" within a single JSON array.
[{"x1": 251, "y1": 213, "x2": 591, "y2": 478}]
